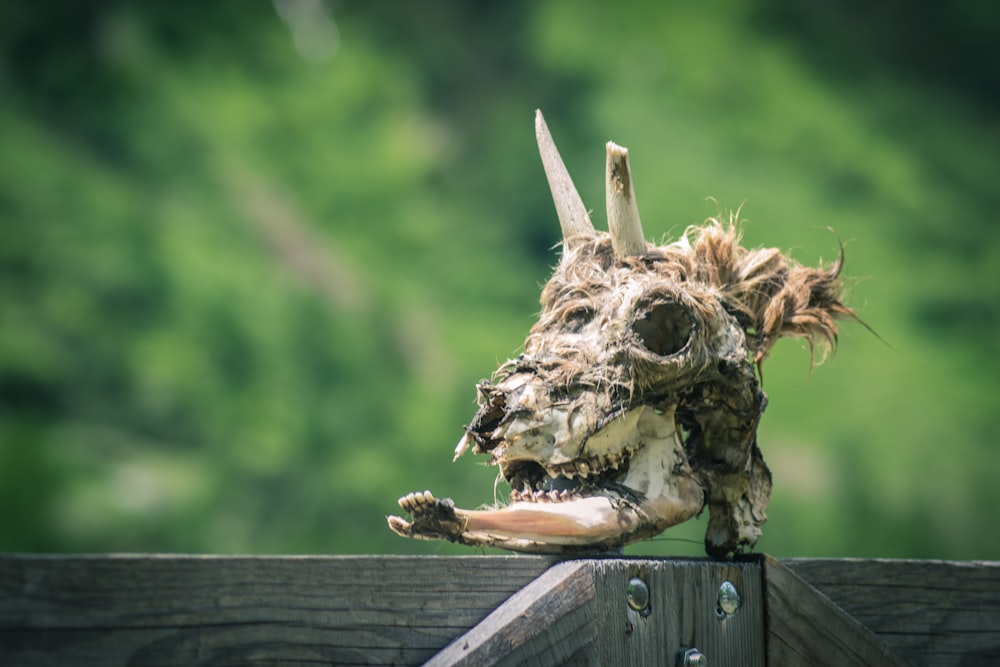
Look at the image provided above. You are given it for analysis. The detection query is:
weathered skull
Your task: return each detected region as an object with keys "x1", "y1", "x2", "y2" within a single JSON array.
[{"x1": 388, "y1": 111, "x2": 856, "y2": 557}]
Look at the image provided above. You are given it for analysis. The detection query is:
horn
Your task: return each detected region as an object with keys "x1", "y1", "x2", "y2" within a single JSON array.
[
  {"x1": 535, "y1": 110, "x2": 594, "y2": 248},
  {"x1": 606, "y1": 141, "x2": 646, "y2": 259}
]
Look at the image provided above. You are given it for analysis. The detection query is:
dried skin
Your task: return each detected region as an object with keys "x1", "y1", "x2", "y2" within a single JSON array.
[{"x1": 388, "y1": 116, "x2": 857, "y2": 557}]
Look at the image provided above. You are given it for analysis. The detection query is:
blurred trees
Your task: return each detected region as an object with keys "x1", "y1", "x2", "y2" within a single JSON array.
[{"x1": 1, "y1": 1, "x2": 997, "y2": 558}]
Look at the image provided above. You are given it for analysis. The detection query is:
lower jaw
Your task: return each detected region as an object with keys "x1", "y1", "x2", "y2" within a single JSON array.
[
  {"x1": 457, "y1": 481, "x2": 704, "y2": 548},
  {"x1": 461, "y1": 496, "x2": 637, "y2": 544},
  {"x1": 456, "y1": 405, "x2": 706, "y2": 550}
]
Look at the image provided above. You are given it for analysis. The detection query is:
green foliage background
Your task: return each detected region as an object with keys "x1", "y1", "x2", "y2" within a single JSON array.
[{"x1": 2, "y1": 1, "x2": 998, "y2": 558}]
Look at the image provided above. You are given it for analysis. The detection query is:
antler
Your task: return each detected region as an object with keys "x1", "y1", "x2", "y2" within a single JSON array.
[
  {"x1": 535, "y1": 110, "x2": 594, "y2": 249},
  {"x1": 606, "y1": 141, "x2": 646, "y2": 259}
]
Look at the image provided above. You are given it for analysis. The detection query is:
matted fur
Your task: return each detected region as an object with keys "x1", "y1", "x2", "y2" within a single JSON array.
[
  {"x1": 388, "y1": 116, "x2": 861, "y2": 556},
  {"x1": 525, "y1": 217, "x2": 854, "y2": 388}
]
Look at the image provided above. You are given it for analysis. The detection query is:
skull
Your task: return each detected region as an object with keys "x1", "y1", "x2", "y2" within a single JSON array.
[{"x1": 388, "y1": 111, "x2": 856, "y2": 557}]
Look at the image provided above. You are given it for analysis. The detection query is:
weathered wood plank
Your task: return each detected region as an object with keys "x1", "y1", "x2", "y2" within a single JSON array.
[
  {"x1": 765, "y1": 556, "x2": 912, "y2": 666},
  {"x1": 3, "y1": 554, "x2": 998, "y2": 666},
  {"x1": 590, "y1": 557, "x2": 765, "y2": 667},
  {"x1": 784, "y1": 558, "x2": 1000, "y2": 667},
  {"x1": 0, "y1": 555, "x2": 556, "y2": 666},
  {"x1": 429, "y1": 557, "x2": 764, "y2": 666},
  {"x1": 427, "y1": 560, "x2": 597, "y2": 666}
]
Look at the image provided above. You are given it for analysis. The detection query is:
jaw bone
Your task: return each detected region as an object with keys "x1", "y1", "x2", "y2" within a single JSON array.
[{"x1": 388, "y1": 407, "x2": 704, "y2": 553}]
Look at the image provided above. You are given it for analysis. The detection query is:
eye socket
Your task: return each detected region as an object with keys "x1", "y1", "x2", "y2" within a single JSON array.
[{"x1": 632, "y1": 302, "x2": 693, "y2": 356}]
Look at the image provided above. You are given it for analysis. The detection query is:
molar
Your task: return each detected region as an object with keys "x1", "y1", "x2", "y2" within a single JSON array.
[{"x1": 548, "y1": 463, "x2": 577, "y2": 479}]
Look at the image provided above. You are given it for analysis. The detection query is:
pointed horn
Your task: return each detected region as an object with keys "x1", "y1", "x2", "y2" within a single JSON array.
[
  {"x1": 535, "y1": 109, "x2": 594, "y2": 248},
  {"x1": 606, "y1": 141, "x2": 646, "y2": 259}
]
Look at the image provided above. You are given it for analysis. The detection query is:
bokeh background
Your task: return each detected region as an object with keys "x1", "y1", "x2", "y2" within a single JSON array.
[{"x1": 2, "y1": 1, "x2": 998, "y2": 559}]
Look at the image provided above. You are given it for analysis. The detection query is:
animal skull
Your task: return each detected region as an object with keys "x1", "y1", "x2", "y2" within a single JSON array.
[{"x1": 387, "y1": 111, "x2": 856, "y2": 557}]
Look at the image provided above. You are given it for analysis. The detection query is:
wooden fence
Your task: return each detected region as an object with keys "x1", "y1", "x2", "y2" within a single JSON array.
[{"x1": 1, "y1": 554, "x2": 997, "y2": 665}]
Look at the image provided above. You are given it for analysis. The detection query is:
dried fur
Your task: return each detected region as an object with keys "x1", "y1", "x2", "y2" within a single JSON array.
[
  {"x1": 389, "y1": 117, "x2": 863, "y2": 557},
  {"x1": 527, "y1": 217, "x2": 856, "y2": 384}
]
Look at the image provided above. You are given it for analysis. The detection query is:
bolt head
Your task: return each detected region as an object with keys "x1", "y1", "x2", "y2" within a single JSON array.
[
  {"x1": 626, "y1": 576, "x2": 650, "y2": 614},
  {"x1": 717, "y1": 580, "x2": 740, "y2": 615}
]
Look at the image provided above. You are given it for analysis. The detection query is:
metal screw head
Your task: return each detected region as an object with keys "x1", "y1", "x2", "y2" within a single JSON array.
[
  {"x1": 717, "y1": 580, "x2": 740, "y2": 616},
  {"x1": 679, "y1": 648, "x2": 706, "y2": 667},
  {"x1": 626, "y1": 576, "x2": 650, "y2": 614}
]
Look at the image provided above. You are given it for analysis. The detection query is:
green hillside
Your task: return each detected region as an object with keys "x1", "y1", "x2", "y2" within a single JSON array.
[{"x1": 1, "y1": 1, "x2": 997, "y2": 558}]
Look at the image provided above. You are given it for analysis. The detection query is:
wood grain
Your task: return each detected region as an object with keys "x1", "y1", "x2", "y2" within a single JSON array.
[
  {"x1": 765, "y1": 556, "x2": 911, "y2": 666},
  {"x1": 427, "y1": 560, "x2": 597, "y2": 666},
  {"x1": 784, "y1": 558, "x2": 1000, "y2": 667},
  {"x1": 590, "y1": 557, "x2": 765, "y2": 666},
  {"x1": 0, "y1": 555, "x2": 555, "y2": 666},
  {"x1": 431, "y1": 556, "x2": 765, "y2": 666},
  {"x1": 2, "y1": 554, "x2": 998, "y2": 666}
]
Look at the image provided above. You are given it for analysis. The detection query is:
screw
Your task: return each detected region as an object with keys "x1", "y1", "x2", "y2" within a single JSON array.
[
  {"x1": 625, "y1": 576, "x2": 650, "y2": 615},
  {"x1": 679, "y1": 647, "x2": 706, "y2": 667},
  {"x1": 717, "y1": 580, "x2": 740, "y2": 616}
]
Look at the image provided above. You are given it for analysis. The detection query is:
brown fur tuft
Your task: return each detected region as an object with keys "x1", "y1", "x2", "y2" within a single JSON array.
[{"x1": 533, "y1": 216, "x2": 857, "y2": 380}]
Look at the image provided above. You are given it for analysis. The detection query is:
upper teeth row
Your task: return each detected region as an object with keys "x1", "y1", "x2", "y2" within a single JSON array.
[
  {"x1": 545, "y1": 460, "x2": 596, "y2": 478},
  {"x1": 543, "y1": 446, "x2": 636, "y2": 479}
]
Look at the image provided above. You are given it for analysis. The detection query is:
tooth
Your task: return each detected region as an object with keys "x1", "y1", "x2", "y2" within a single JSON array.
[
  {"x1": 547, "y1": 491, "x2": 560, "y2": 503},
  {"x1": 559, "y1": 490, "x2": 570, "y2": 501},
  {"x1": 533, "y1": 490, "x2": 546, "y2": 502},
  {"x1": 576, "y1": 461, "x2": 590, "y2": 476},
  {"x1": 510, "y1": 489, "x2": 521, "y2": 502}
]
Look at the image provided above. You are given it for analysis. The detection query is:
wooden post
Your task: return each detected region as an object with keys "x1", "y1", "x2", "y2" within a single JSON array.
[{"x1": 430, "y1": 558, "x2": 765, "y2": 666}]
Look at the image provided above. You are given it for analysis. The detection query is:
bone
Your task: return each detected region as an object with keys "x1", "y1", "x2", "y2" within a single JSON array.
[
  {"x1": 535, "y1": 110, "x2": 595, "y2": 249},
  {"x1": 546, "y1": 462, "x2": 576, "y2": 479},
  {"x1": 462, "y1": 495, "x2": 640, "y2": 542},
  {"x1": 453, "y1": 432, "x2": 472, "y2": 462},
  {"x1": 397, "y1": 489, "x2": 435, "y2": 514},
  {"x1": 390, "y1": 114, "x2": 858, "y2": 558},
  {"x1": 386, "y1": 515, "x2": 410, "y2": 536},
  {"x1": 606, "y1": 141, "x2": 646, "y2": 259}
]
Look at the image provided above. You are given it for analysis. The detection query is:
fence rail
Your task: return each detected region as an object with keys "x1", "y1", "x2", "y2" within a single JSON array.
[{"x1": 1, "y1": 554, "x2": 997, "y2": 666}]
